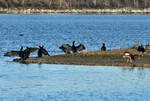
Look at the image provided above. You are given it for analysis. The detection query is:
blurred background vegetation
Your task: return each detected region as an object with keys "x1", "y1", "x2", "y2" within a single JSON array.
[{"x1": 0, "y1": 0, "x2": 150, "y2": 9}]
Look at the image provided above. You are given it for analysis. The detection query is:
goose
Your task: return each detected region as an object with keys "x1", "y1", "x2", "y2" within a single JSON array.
[{"x1": 122, "y1": 52, "x2": 135, "y2": 64}]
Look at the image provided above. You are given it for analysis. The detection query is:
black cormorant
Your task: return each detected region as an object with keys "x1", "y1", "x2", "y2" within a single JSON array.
[{"x1": 101, "y1": 43, "x2": 106, "y2": 51}]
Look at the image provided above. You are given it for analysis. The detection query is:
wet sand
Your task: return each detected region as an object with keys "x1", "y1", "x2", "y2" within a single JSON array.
[{"x1": 13, "y1": 49, "x2": 150, "y2": 68}]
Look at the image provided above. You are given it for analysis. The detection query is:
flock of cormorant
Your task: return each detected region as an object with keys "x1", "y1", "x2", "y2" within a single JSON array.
[
  {"x1": 17, "y1": 45, "x2": 50, "y2": 60},
  {"x1": 5, "y1": 41, "x2": 105, "y2": 61},
  {"x1": 4, "y1": 41, "x2": 87, "y2": 60},
  {"x1": 4, "y1": 40, "x2": 149, "y2": 65}
]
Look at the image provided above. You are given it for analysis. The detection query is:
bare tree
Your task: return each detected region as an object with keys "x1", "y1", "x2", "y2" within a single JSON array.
[
  {"x1": 0, "y1": 0, "x2": 150, "y2": 10},
  {"x1": 49, "y1": 0, "x2": 52, "y2": 8}
]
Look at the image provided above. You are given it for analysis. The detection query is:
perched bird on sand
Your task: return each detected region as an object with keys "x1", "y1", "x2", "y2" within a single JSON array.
[
  {"x1": 137, "y1": 45, "x2": 145, "y2": 56},
  {"x1": 101, "y1": 43, "x2": 106, "y2": 51},
  {"x1": 38, "y1": 45, "x2": 50, "y2": 57},
  {"x1": 59, "y1": 41, "x2": 85, "y2": 54},
  {"x1": 72, "y1": 41, "x2": 77, "y2": 53}
]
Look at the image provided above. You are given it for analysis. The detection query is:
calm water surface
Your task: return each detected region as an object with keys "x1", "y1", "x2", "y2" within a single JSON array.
[{"x1": 0, "y1": 14, "x2": 150, "y2": 101}]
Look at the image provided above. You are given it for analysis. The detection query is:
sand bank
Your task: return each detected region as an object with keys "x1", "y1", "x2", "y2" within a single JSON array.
[{"x1": 13, "y1": 49, "x2": 150, "y2": 68}]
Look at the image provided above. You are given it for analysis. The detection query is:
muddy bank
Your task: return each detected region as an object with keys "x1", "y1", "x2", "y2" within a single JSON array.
[
  {"x1": 1, "y1": 8, "x2": 150, "y2": 14},
  {"x1": 13, "y1": 49, "x2": 150, "y2": 68}
]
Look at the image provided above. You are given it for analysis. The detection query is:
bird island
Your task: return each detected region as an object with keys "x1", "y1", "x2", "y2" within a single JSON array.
[
  {"x1": 11, "y1": 48, "x2": 150, "y2": 68},
  {"x1": 4, "y1": 41, "x2": 150, "y2": 68}
]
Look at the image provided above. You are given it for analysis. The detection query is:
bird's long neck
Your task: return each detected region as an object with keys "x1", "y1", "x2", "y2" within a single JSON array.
[
  {"x1": 72, "y1": 41, "x2": 75, "y2": 47},
  {"x1": 20, "y1": 47, "x2": 23, "y2": 51}
]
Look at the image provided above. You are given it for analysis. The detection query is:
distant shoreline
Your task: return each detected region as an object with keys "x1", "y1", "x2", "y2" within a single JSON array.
[{"x1": 1, "y1": 8, "x2": 150, "y2": 14}]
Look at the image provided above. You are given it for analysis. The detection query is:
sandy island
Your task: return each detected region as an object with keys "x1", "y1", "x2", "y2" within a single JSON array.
[{"x1": 13, "y1": 49, "x2": 150, "y2": 68}]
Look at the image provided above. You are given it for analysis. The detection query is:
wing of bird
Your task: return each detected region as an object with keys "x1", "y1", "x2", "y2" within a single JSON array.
[
  {"x1": 4, "y1": 47, "x2": 38, "y2": 57},
  {"x1": 29, "y1": 47, "x2": 39, "y2": 53},
  {"x1": 42, "y1": 49, "x2": 49, "y2": 55},
  {"x1": 4, "y1": 51, "x2": 19, "y2": 56}
]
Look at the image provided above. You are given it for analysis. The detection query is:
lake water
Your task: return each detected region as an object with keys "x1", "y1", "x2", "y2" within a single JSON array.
[{"x1": 0, "y1": 14, "x2": 150, "y2": 101}]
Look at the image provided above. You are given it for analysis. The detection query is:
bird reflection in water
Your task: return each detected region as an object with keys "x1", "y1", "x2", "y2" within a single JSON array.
[
  {"x1": 123, "y1": 66, "x2": 144, "y2": 71},
  {"x1": 122, "y1": 66, "x2": 145, "y2": 79}
]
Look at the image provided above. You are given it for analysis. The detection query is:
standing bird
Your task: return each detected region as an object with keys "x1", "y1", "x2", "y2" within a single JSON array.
[
  {"x1": 101, "y1": 43, "x2": 106, "y2": 51},
  {"x1": 59, "y1": 42, "x2": 85, "y2": 54},
  {"x1": 122, "y1": 52, "x2": 135, "y2": 64},
  {"x1": 18, "y1": 46, "x2": 25, "y2": 59},
  {"x1": 23, "y1": 47, "x2": 31, "y2": 60},
  {"x1": 38, "y1": 45, "x2": 50, "y2": 57},
  {"x1": 137, "y1": 45, "x2": 145, "y2": 56},
  {"x1": 71, "y1": 41, "x2": 85, "y2": 54},
  {"x1": 72, "y1": 41, "x2": 77, "y2": 53},
  {"x1": 59, "y1": 44, "x2": 72, "y2": 54}
]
